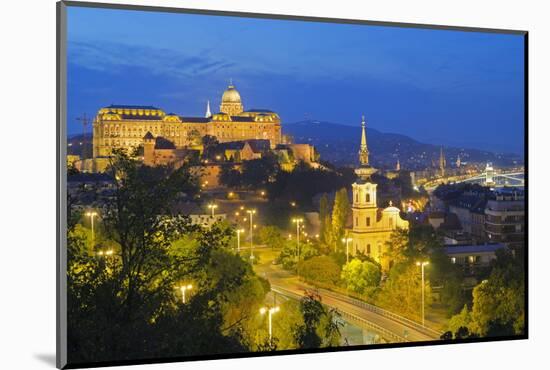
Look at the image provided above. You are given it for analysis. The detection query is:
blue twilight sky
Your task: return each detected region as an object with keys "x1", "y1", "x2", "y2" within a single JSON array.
[{"x1": 66, "y1": 6, "x2": 525, "y2": 154}]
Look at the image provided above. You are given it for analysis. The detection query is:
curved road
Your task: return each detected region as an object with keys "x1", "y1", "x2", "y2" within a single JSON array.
[{"x1": 254, "y1": 254, "x2": 441, "y2": 343}]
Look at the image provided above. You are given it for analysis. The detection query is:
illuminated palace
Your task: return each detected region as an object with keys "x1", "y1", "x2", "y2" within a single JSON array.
[
  {"x1": 91, "y1": 82, "x2": 282, "y2": 164},
  {"x1": 347, "y1": 116, "x2": 409, "y2": 271}
]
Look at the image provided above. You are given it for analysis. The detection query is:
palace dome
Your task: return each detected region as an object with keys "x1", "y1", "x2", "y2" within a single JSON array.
[{"x1": 221, "y1": 84, "x2": 242, "y2": 103}]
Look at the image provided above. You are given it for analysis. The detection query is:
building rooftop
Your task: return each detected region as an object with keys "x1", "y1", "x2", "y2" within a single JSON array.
[
  {"x1": 106, "y1": 104, "x2": 161, "y2": 110},
  {"x1": 179, "y1": 116, "x2": 211, "y2": 123},
  {"x1": 116, "y1": 113, "x2": 162, "y2": 121},
  {"x1": 245, "y1": 109, "x2": 275, "y2": 113},
  {"x1": 443, "y1": 243, "x2": 507, "y2": 255}
]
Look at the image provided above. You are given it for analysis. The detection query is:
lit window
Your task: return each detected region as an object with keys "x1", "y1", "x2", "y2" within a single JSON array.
[{"x1": 451, "y1": 257, "x2": 456, "y2": 264}]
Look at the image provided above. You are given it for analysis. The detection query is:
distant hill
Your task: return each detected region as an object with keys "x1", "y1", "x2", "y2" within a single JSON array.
[
  {"x1": 283, "y1": 120, "x2": 523, "y2": 169},
  {"x1": 67, "y1": 122, "x2": 523, "y2": 169}
]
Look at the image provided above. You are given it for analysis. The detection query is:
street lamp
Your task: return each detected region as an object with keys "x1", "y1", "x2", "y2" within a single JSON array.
[
  {"x1": 260, "y1": 306, "x2": 280, "y2": 347},
  {"x1": 246, "y1": 209, "x2": 256, "y2": 261},
  {"x1": 416, "y1": 261, "x2": 429, "y2": 327},
  {"x1": 207, "y1": 203, "x2": 218, "y2": 217},
  {"x1": 342, "y1": 237, "x2": 353, "y2": 264},
  {"x1": 236, "y1": 228, "x2": 245, "y2": 252},
  {"x1": 292, "y1": 218, "x2": 303, "y2": 260},
  {"x1": 85, "y1": 211, "x2": 98, "y2": 249},
  {"x1": 179, "y1": 284, "x2": 193, "y2": 304}
]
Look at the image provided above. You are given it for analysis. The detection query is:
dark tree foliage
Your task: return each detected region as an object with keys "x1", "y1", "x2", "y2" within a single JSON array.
[
  {"x1": 292, "y1": 291, "x2": 342, "y2": 349},
  {"x1": 219, "y1": 163, "x2": 242, "y2": 188},
  {"x1": 267, "y1": 162, "x2": 355, "y2": 207},
  {"x1": 429, "y1": 247, "x2": 467, "y2": 316},
  {"x1": 293, "y1": 292, "x2": 325, "y2": 349},
  {"x1": 67, "y1": 149, "x2": 267, "y2": 363},
  {"x1": 201, "y1": 135, "x2": 219, "y2": 160},
  {"x1": 240, "y1": 154, "x2": 280, "y2": 189}
]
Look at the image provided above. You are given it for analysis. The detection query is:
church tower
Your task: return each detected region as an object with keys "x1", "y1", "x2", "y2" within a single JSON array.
[
  {"x1": 347, "y1": 116, "x2": 409, "y2": 270},
  {"x1": 439, "y1": 146, "x2": 446, "y2": 177},
  {"x1": 349, "y1": 116, "x2": 379, "y2": 255}
]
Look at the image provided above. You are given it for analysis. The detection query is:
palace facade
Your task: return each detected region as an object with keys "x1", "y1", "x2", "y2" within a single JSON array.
[
  {"x1": 347, "y1": 117, "x2": 409, "y2": 271},
  {"x1": 92, "y1": 82, "x2": 282, "y2": 159}
]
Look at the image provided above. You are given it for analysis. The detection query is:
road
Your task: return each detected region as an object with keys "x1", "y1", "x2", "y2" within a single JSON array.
[{"x1": 254, "y1": 251, "x2": 442, "y2": 343}]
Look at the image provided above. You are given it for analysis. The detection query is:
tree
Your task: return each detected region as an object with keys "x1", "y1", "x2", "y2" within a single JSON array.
[
  {"x1": 447, "y1": 304, "x2": 472, "y2": 335},
  {"x1": 187, "y1": 129, "x2": 202, "y2": 146},
  {"x1": 447, "y1": 248, "x2": 525, "y2": 338},
  {"x1": 298, "y1": 256, "x2": 341, "y2": 286},
  {"x1": 219, "y1": 163, "x2": 242, "y2": 188},
  {"x1": 384, "y1": 228, "x2": 409, "y2": 266},
  {"x1": 201, "y1": 135, "x2": 219, "y2": 160},
  {"x1": 241, "y1": 155, "x2": 279, "y2": 189},
  {"x1": 376, "y1": 261, "x2": 432, "y2": 320},
  {"x1": 319, "y1": 193, "x2": 331, "y2": 245},
  {"x1": 67, "y1": 149, "x2": 270, "y2": 362},
  {"x1": 259, "y1": 226, "x2": 286, "y2": 250},
  {"x1": 330, "y1": 188, "x2": 350, "y2": 251},
  {"x1": 429, "y1": 247, "x2": 466, "y2": 315},
  {"x1": 341, "y1": 259, "x2": 381, "y2": 295},
  {"x1": 292, "y1": 291, "x2": 342, "y2": 349}
]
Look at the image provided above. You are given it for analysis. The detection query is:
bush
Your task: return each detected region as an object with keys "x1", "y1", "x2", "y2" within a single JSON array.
[
  {"x1": 298, "y1": 256, "x2": 341, "y2": 286},
  {"x1": 341, "y1": 259, "x2": 381, "y2": 295}
]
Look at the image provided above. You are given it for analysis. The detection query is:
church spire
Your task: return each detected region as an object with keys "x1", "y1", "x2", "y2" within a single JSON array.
[
  {"x1": 359, "y1": 115, "x2": 369, "y2": 166},
  {"x1": 439, "y1": 146, "x2": 446, "y2": 177},
  {"x1": 205, "y1": 100, "x2": 212, "y2": 118},
  {"x1": 354, "y1": 115, "x2": 377, "y2": 181}
]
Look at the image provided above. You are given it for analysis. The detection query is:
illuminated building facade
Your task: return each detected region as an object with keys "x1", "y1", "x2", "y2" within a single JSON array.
[
  {"x1": 92, "y1": 82, "x2": 282, "y2": 160},
  {"x1": 347, "y1": 116, "x2": 409, "y2": 270}
]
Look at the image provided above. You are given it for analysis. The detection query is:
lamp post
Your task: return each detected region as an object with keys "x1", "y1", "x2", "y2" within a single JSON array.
[
  {"x1": 236, "y1": 228, "x2": 244, "y2": 252},
  {"x1": 179, "y1": 284, "x2": 193, "y2": 304},
  {"x1": 260, "y1": 306, "x2": 280, "y2": 347},
  {"x1": 207, "y1": 203, "x2": 218, "y2": 217},
  {"x1": 85, "y1": 211, "x2": 98, "y2": 249},
  {"x1": 342, "y1": 237, "x2": 353, "y2": 264},
  {"x1": 292, "y1": 218, "x2": 303, "y2": 260},
  {"x1": 246, "y1": 209, "x2": 256, "y2": 261},
  {"x1": 416, "y1": 261, "x2": 429, "y2": 326}
]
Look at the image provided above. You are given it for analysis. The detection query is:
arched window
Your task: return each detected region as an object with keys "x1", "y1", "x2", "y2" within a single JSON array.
[
  {"x1": 355, "y1": 193, "x2": 359, "y2": 203},
  {"x1": 355, "y1": 217, "x2": 358, "y2": 227},
  {"x1": 367, "y1": 244, "x2": 371, "y2": 254},
  {"x1": 366, "y1": 193, "x2": 370, "y2": 203},
  {"x1": 366, "y1": 217, "x2": 371, "y2": 227}
]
